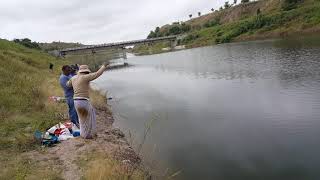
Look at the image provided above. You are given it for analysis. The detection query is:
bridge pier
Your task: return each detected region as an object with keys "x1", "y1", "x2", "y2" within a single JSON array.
[
  {"x1": 121, "y1": 47, "x2": 127, "y2": 60},
  {"x1": 170, "y1": 40, "x2": 178, "y2": 49}
]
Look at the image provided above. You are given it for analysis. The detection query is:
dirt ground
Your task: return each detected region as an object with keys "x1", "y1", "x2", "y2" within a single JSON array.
[{"x1": 23, "y1": 106, "x2": 142, "y2": 180}]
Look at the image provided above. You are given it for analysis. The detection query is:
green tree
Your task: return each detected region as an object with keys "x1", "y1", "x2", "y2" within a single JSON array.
[
  {"x1": 13, "y1": 38, "x2": 40, "y2": 49},
  {"x1": 180, "y1": 23, "x2": 191, "y2": 32},
  {"x1": 168, "y1": 26, "x2": 181, "y2": 35},
  {"x1": 147, "y1": 31, "x2": 156, "y2": 39},
  {"x1": 241, "y1": 0, "x2": 250, "y2": 3},
  {"x1": 224, "y1": 1, "x2": 231, "y2": 9},
  {"x1": 155, "y1": 27, "x2": 160, "y2": 34}
]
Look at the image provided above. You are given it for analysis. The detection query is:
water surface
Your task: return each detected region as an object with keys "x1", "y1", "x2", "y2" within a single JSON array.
[{"x1": 94, "y1": 38, "x2": 320, "y2": 180}]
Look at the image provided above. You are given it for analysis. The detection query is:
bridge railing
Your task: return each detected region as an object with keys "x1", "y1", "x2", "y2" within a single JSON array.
[{"x1": 60, "y1": 35, "x2": 177, "y2": 53}]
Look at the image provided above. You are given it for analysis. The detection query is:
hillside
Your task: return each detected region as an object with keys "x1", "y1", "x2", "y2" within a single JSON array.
[
  {"x1": 134, "y1": 0, "x2": 320, "y2": 53},
  {"x1": 0, "y1": 39, "x2": 65, "y2": 178},
  {"x1": 39, "y1": 41, "x2": 85, "y2": 52},
  {"x1": 0, "y1": 40, "x2": 146, "y2": 179}
]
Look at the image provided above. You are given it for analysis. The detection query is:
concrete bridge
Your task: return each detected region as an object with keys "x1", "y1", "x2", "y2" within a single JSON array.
[{"x1": 59, "y1": 35, "x2": 177, "y2": 57}]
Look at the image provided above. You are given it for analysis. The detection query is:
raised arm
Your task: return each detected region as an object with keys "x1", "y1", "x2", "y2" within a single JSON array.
[{"x1": 85, "y1": 64, "x2": 108, "y2": 81}]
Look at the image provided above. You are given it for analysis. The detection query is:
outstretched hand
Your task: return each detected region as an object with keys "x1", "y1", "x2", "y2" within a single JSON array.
[{"x1": 103, "y1": 62, "x2": 110, "y2": 67}]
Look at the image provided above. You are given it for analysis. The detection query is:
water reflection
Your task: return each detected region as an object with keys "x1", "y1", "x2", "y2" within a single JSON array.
[{"x1": 94, "y1": 38, "x2": 320, "y2": 180}]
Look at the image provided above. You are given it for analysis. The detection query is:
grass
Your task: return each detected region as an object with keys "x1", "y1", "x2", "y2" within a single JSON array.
[
  {"x1": 135, "y1": 0, "x2": 320, "y2": 53},
  {"x1": 0, "y1": 39, "x2": 148, "y2": 179},
  {"x1": 191, "y1": 0, "x2": 320, "y2": 46},
  {"x1": 0, "y1": 39, "x2": 65, "y2": 151},
  {"x1": 132, "y1": 42, "x2": 171, "y2": 55},
  {"x1": 82, "y1": 153, "x2": 147, "y2": 180},
  {"x1": 0, "y1": 39, "x2": 68, "y2": 178}
]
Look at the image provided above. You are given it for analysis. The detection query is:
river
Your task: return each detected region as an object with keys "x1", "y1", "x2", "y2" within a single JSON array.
[{"x1": 94, "y1": 37, "x2": 320, "y2": 180}]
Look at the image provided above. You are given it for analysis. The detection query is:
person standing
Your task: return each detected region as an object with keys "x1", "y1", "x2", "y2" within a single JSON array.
[
  {"x1": 49, "y1": 63, "x2": 54, "y2": 72},
  {"x1": 59, "y1": 65, "x2": 79, "y2": 127},
  {"x1": 67, "y1": 63, "x2": 109, "y2": 139}
]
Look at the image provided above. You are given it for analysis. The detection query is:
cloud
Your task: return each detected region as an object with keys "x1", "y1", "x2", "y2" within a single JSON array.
[{"x1": 0, "y1": 0, "x2": 225, "y2": 44}]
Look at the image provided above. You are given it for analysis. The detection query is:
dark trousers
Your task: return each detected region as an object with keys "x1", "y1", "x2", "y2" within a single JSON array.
[{"x1": 66, "y1": 97, "x2": 79, "y2": 127}]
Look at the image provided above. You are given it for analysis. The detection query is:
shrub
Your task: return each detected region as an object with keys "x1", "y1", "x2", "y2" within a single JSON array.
[
  {"x1": 168, "y1": 26, "x2": 182, "y2": 35},
  {"x1": 147, "y1": 31, "x2": 156, "y2": 39},
  {"x1": 180, "y1": 23, "x2": 191, "y2": 32},
  {"x1": 282, "y1": 0, "x2": 303, "y2": 11},
  {"x1": 13, "y1": 38, "x2": 41, "y2": 50},
  {"x1": 181, "y1": 34, "x2": 200, "y2": 44},
  {"x1": 203, "y1": 20, "x2": 220, "y2": 28},
  {"x1": 224, "y1": 1, "x2": 231, "y2": 9},
  {"x1": 147, "y1": 24, "x2": 191, "y2": 38}
]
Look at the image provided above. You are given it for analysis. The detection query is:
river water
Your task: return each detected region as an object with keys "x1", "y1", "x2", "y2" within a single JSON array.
[{"x1": 94, "y1": 37, "x2": 320, "y2": 180}]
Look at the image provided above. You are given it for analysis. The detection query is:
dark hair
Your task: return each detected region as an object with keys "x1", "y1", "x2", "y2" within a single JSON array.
[
  {"x1": 70, "y1": 64, "x2": 78, "y2": 71},
  {"x1": 61, "y1": 65, "x2": 70, "y2": 71}
]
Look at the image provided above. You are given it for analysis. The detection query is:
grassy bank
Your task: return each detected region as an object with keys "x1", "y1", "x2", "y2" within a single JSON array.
[
  {"x1": 0, "y1": 39, "x2": 67, "y2": 151},
  {"x1": 0, "y1": 39, "x2": 145, "y2": 179},
  {"x1": 134, "y1": 0, "x2": 320, "y2": 54},
  {"x1": 132, "y1": 42, "x2": 171, "y2": 55},
  {"x1": 0, "y1": 39, "x2": 66, "y2": 178},
  {"x1": 186, "y1": 0, "x2": 320, "y2": 47}
]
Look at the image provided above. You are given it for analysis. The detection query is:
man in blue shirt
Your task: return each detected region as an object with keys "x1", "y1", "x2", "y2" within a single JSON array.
[{"x1": 59, "y1": 65, "x2": 79, "y2": 127}]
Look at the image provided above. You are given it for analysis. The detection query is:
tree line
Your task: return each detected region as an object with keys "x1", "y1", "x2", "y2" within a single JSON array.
[
  {"x1": 13, "y1": 38, "x2": 41, "y2": 49},
  {"x1": 147, "y1": 0, "x2": 252, "y2": 39},
  {"x1": 147, "y1": 0, "x2": 303, "y2": 39}
]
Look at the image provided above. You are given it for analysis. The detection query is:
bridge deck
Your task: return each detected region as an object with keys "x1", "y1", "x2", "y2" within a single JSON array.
[{"x1": 60, "y1": 36, "x2": 177, "y2": 54}]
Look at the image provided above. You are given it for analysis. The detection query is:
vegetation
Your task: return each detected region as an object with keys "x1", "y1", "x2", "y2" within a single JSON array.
[
  {"x1": 203, "y1": 19, "x2": 220, "y2": 28},
  {"x1": 39, "y1": 41, "x2": 84, "y2": 52},
  {"x1": 0, "y1": 39, "x2": 65, "y2": 178},
  {"x1": 132, "y1": 41, "x2": 170, "y2": 55},
  {"x1": 147, "y1": 23, "x2": 191, "y2": 38},
  {"x1": 0, "y1": 39, "x2": 139, "y2": 179},
  {"x1": 0, "y1": 39, "x2": 63, "y2": 151},
  {"x1": 224, "y1": 1, "x2": 231, "y2": 9},
  {"x1": 136, "y1": 0, "x2": 320, "y2": 53},
  {"x1": 13, "y1": 38, "x2": 41, "y2": 49},
  {"x1": 82, "y1": 153, "x2": 146, "y2": 180},
  {"x1": 282, "y1": 0, "x2": 303, "y2": 10}
]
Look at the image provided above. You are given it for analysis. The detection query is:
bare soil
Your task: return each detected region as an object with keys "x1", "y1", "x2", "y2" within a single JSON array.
[{"x1": 23, "y1": 106, "x2": 141, "y2": 180}]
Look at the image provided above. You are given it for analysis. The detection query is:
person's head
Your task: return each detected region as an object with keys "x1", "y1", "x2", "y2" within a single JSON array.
[
  {"x1": 78, "y1": 65, "x2": 91, "y2": 74},
  {"x1": 61, "y1": 65, "x2": 71, "y2": 76},
  {"x1": 70, "y1": 64, "x2": 78, "y2": 75}
]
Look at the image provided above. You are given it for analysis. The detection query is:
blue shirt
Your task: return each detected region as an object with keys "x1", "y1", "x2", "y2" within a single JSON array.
[{"x1": 59, "y1": 74, "x2": 74, "y2": 98}]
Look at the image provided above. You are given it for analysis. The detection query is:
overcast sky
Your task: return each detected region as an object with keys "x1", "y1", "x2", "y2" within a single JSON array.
[{"x1": 0, "y1": 0, "x2": 226, "y2": 44}]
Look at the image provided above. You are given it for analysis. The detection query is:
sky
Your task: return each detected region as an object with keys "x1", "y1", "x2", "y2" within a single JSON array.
[{"x1": 0, "y1": 0, "x2": 226, "y2": 44}]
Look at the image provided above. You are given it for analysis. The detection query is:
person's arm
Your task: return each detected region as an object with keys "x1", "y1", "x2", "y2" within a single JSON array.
[
  {"x1": 66, "y1": 78, "x2": 72, "y2": 87},
  {"x1": 60, "y1": 76, "x2": 72, "y2": 89},
  {"x1": 85, "y1": 64, "x2": 108, "y2": 81}
]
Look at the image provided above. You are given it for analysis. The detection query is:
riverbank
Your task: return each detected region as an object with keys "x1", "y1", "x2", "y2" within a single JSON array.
[
  {"x1": 24, "y1": 90, "x2": 146, "y2": 180},
  {"x1": 133, "y1": 0, "x2": 320, "y2": 55},
  {"x1": 0, "y1": 39, "x2": 147, "y2": 179}
]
